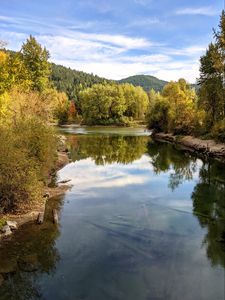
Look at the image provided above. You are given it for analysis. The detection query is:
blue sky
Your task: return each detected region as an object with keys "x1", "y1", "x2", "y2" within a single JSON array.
[{"x1": 0, "y1": 0, "x2": 224, "y2": 82}]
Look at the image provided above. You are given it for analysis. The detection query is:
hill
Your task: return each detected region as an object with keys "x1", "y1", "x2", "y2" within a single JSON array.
[
  {"x1": 51, "y1": 63, "x2": 112, "y2": 100},
  {"x1": 118, "y1": 75, "x2": 168, "y2": 92}
]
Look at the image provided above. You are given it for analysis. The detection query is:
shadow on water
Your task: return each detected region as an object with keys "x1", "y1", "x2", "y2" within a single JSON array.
[
  {"x1": 0, "y1": 195, "x2": 64, "y2": 300},
  {"x1": 0, "y1": 130, "x2": 224, "y2": 299},
  {"x1": 147, "y1": 140, "x2": 225, "y2": 268}
]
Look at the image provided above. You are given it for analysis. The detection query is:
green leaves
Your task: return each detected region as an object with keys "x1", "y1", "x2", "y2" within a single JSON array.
[
  {"x1": 21, "y1": 35, "x2": 51, "y2": 92},
  {"x1": 198, "y1": 10, "x2": 225, "y2": 136},
  {"x1": 80, "y1": 83, "x2": 149, "y2": 125}
]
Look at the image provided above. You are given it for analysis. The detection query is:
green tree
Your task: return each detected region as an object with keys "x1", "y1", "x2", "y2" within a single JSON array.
[
  {"x1": 122, "y1": 83, "x2": 149, "y2": 119},
  {"x1": 198, "y1": 43, "x2": 223, "y2": 128},
  {"x1": 21, "y1": 35, "x2": 50, "y2": 91},
  {"x1": 80, "y1": 83, "x2": 148, "y2": 125},
  {"x1": 198, "y1": 11, "x2": 225, "y2": 138}
]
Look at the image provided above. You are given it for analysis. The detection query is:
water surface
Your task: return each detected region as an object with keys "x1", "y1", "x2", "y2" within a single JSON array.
[{"x1": 0, "y1": 127, "x2": 224, "y2": 300}]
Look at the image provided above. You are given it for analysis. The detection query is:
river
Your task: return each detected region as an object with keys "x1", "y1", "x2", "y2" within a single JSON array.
[{"x1": 0, "y1": 127, "x2": 224, "y2": 300}]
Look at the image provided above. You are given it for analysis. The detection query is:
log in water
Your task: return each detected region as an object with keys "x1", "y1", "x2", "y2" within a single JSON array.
[
  {"x1": 52, "y1": 209, "x2": 59, "y2": 224},
  {"x1": 37, "y1": 212, "x2": 44, "y2": 224}
]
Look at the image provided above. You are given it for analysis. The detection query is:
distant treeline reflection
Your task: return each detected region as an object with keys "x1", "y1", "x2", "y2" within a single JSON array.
[{"x1": 68, "y1": 135, "x2": 149, "y2": 165}]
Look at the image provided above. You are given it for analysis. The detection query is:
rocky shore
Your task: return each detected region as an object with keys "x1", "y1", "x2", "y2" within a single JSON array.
[
  {"x1": 153, "y1": 133, "x2": 225, "y2": 162},
  {"x1": 0, "y1": 135, "x2": 71, "y2": 241}
]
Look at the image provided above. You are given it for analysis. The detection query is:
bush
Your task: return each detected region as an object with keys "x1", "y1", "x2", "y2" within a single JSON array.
[
  {"x1": 0, "y1": 126, "x2": 43, "y2": 213},
  {"x1": 211, "y1": 119, "x2": 225, "y2": 142},
  {"x1": 14, "y1": 118, "x2": 57, "y2": 181},
  {"x1": 0, "y1": 118, "x2": 57, "y2": 213},
  {"x1": 147, "y1": 98, "x2": 170, "y2": 132}
]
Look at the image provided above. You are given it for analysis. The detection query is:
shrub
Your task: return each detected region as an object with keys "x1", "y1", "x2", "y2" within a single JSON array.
[
  {"x1": 0, "y1": 118, "x2": 57, "y2": 213},
  {"x1": 211, "y1": 119, "x2": 225, "y2": 143},
  {"x1": 147, "y1": 98, "x2": 170, "y2": 132},
  {"x1": 0, "y1": 126, "x2": 43, "y2": 213}
]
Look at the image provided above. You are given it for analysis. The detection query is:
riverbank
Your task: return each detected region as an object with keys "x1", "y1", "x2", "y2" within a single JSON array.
[
  {"x1": 0, "y1": 136, "x2": 71, "y2": 241},
  {"x1": 152, "y1": 132, "x2": 225, "y2": 162}
]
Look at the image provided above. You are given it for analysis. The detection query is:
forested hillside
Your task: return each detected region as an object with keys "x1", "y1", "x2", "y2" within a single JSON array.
[
  {"x1": 51, "y1": 63, "x2": 111, "y2": 101},
  {"x1": 118, "y1": 75, "x2": 168, "y2": 92}
]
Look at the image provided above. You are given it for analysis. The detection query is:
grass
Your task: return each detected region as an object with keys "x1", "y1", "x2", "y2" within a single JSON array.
[{"x1": 0, "y1": 218, "x2": 6, "y2": 231}]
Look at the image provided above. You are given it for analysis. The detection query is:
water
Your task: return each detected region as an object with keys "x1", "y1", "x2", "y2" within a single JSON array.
[{"x1": 0, "y1": 127, "x2": 225, "y2": 300}]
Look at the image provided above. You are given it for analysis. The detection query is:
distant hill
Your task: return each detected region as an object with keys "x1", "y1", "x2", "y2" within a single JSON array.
[
  {"x1": 118, "y1": 75, "x2": 168, "y2": 92},
  {"x1": 51, "y1": 63, "x2": 112, "y2": 100}
]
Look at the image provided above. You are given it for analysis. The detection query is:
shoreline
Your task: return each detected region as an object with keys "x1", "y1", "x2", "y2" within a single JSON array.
[
  {"x1": 0, "y1": 137, "x2": 71, "y2": 241},
  {"x1": 152, "y1": 132, "x2": 225, "y2": 162}
]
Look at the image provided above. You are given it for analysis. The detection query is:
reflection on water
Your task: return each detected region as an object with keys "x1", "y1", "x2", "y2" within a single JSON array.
[
  {"x1": 68, "y1": 135, "x2": 149, "y2": 165},
  {"x1": 0, "y1": 195, "x2": 64, "y2": 300},
  {"x1": 0, "y1": 128, "x2": 224, "y2": 300}
]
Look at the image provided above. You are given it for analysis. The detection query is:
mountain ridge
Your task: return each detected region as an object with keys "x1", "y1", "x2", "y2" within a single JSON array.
[{"x1": 118, "y1": 74, "x2": 168, "y2": 92}]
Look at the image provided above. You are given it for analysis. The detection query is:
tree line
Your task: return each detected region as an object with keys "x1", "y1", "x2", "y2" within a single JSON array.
[{"x1": 147, "y1": 11, "x2": 225, "y2": 142}]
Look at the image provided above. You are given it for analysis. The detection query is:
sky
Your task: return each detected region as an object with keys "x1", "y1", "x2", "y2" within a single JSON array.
[{"x1": 0, "y1": 0, "x2": 224, "y2": 83}]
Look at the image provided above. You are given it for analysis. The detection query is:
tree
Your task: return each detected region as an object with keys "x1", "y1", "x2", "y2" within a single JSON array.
[
  {"x1": 214, "y1": 10, "x2": 225, "y2": 119},
  {"x1": 147, "y1": 96, "x2": 170, "y2": 132},
  {"x1": 122, "y1": 83, "x2": 149, "y2": 119},
  {"x1": 198, "y1": 11, "x2": 225, "y2": 135},
  {"x1": 21, "y1": 35, "x2": 50, "y2": 91},
  {"x1": 162, "y1": 79, "x2": 197, "y2": 134},
  {"x1": 80, "y1": 83, "x2": 148, "y2": 125},
  {"x1": 148, "y1": 80, "x2": 197, "y2": 134},
  {"x1": 53, "y1": 91, "x2": 70, "y2": 124},
  {"x1": 68, "y1": 101, "x2": 77, "y2": 122},
  {"x1": 198, "y1": 43, "x2": 223, "y2": 128}
]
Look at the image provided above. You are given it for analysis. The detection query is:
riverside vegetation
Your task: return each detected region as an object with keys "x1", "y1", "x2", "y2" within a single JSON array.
[
  {"x1": 148, "y1": 11, "x2": 225, "y2": 142},
  {"x1": 0, "y1": 10, "x2": 225, "y2": 216},
  {"x1": 0, "y1": 36, "x2": 70, "y2": 215}
]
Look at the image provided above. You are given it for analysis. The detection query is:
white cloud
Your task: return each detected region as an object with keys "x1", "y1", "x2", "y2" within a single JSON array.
[
  {"x1": 0, "y1": 13, "x2": 204, "y2": 83},
  {"x1": 58, "y1": 156, "x2": 153, "y2": 194},
  {"x1": 128, "y1": 17, "x2": 160, "y2": 27},
  {"x1": 176, "y1": 6, "x2": 217, "y2": 16}
]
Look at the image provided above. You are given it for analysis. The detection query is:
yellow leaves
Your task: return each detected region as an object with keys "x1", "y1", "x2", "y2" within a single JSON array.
[
  {"x1": 0, "y1": 92, "x2": 10, "y2": 125},
  {"x1": 0, "y1": 51, "x2": 7, "y2": 64},
  {"x1": 148, "y1": 79, "x2": 198, "y2": 134}
]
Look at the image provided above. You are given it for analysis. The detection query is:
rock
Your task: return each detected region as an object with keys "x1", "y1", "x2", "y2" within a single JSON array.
[
  {"x1": 43, "y1": 192, "x2": 50, "y2": 199},
  {"x1": 0, "y1": 274, "x2": 4, "y2": 286},
  {"x1": 1, "y1": 225, "x2": 12, "y2": 236},
  {"x1": 6, "y1": 221, "x2": 18, "y2": 230}
]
